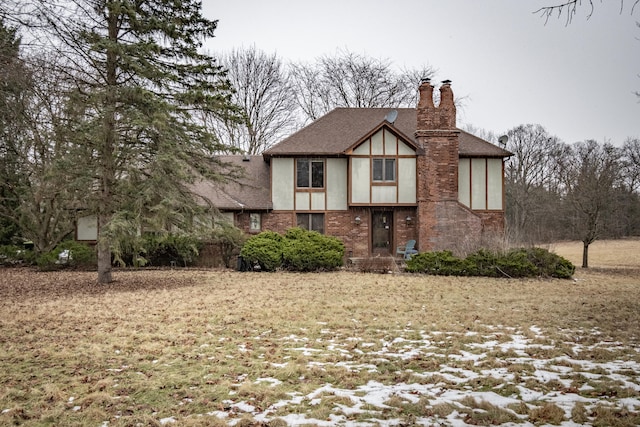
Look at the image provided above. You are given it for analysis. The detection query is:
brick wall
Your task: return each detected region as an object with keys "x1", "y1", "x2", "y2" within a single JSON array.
[{"x1": 233, "y1": 208, "x2": 419, "y2": 259}]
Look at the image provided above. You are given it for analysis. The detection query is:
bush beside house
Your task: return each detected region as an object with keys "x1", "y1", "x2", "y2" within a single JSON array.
[
  {"x1": 406, "y1": 248, "x2": 575, "y2": 279},
  {"x1": 240, "y1": 228, "x2": 345, "y2": 272}
]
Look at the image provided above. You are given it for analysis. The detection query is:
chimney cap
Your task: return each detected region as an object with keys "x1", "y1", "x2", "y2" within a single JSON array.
[
  {"x1": 441, "y1": 79, "x2": 452, "y2": 85},
  {"x1": 420, "y1": 77, "x2": 431, "y2": 84}
]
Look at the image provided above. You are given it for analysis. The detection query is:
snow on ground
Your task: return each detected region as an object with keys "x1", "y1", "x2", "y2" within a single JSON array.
[{"x1": 115, "y1": 326, "x2": 640, "y2": 426}]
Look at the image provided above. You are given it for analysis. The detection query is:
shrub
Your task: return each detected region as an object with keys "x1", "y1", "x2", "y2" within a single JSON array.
[
  {"x1": 239, "y1": 228, "x2": 345, "y2": 272},
  {"x1": 405, "y1": 250, "x2": 472, "y2": 276},
  {"x1": 142, "y1": 234, "x2": 202, "y2": 267},
  {"x1": 406, "y1": 247, "x2": 574, "y2": 279},
  {"x1": 113, "y1": 233, "x2": 203, "y2": 267},
  {"x1": 36, "y1": 241, "x2": 96, "y2": 271},
  {"x1": 0, "y1": 245, "x2": 35, "y2": 266},
  {"x1": 282, "y1": 228, "x2": 344, "y2": 271},
  {"x1": 522, "y1": 247, "x2": 575, "y2": 279},
  {"x1": 239, "y1": 231, "x2": 284, "y2": 272}
]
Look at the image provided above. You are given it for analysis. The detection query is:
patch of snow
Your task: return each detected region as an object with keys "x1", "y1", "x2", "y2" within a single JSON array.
[
  {"x1": 517, "y1": 385, "x2": 544, "y2": 402},
  {"x1": 159, "y1": 416, "x2": 176, "y2": 425},
  {"x1": 448, "y1": 350, "x2": 486, "y2": 362},
  {"x1": 205, "y1": 410, "x2": 229, "y2": 419},
  {"x1": 232, "y1": 401, "x2": 255, "y2": 413}
]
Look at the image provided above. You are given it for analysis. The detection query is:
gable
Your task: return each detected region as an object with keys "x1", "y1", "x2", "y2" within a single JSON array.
[{"x1": 347, "y1": 125, "x2": 417, "y2": 156}]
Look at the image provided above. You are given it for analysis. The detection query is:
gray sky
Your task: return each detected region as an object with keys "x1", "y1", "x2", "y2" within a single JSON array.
[{"x1": 201, "y1": 1, "x2": 640, "y2": 146}]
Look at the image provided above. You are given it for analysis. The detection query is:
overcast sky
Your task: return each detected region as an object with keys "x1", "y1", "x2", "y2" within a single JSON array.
[{"x1": 201, "y1": 1, "x2": 639, "y2": 146}]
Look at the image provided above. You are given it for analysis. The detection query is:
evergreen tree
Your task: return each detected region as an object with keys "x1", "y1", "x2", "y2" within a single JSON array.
[
  {"x1": 0, "y1": 20, "x2": 27, "y2": 245},
  {"x1": 30, "y1": 1, "x2": 237, "y2": 283}
]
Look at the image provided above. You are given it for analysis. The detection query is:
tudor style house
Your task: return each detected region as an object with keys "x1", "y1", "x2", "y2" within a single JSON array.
[
  {"x1": 199, "y1": 79, "x2": 510, "y2": 258},
  {"x1": 77, "y1": 79, "x2": 511, "y2": 259}
]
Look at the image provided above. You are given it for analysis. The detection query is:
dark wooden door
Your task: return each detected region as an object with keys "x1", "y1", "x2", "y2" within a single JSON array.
[{"x1": 371, "y1": 211, "x2": 393, "y2": 255}]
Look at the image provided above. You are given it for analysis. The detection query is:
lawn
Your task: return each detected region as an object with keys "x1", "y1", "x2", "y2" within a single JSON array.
[{"x1": 0, "y1": 240, "x2": 639, "y2": 426}]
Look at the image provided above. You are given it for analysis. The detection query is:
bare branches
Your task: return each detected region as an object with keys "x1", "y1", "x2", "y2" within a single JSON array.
[
  {"x1": 289, "y1": 49, "x2": 435, "y2": 123},
  {"x1": 206, "y1": 46, "x2": 298, "y2": 155},
  {"x1": 534, "y1": 0, "x2": 639, "y2": 24},
  {"x1": 534, "y1": 0, "x2": 593, "y2": 24}
]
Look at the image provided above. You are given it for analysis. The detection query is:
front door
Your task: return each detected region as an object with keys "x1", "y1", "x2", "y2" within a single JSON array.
[{"x1": 372, "y1": 211, "x2": 393, "y2": 255}]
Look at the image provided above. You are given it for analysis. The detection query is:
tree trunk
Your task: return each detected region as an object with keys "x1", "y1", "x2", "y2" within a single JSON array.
[
  {"x1": 96, "y1": 7, "x2": 119, "y2": 285},
  {"x1": 582, "y1": 241, "x2": 589, "y2": 269},
  {"x1": 97, "y1": 213, "x2": 112, "y2": 284}
]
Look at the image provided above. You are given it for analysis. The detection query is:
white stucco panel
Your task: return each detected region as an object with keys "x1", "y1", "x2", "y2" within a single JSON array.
[
  {"x1": 326, "y1": 158, "x2": 348, "y2": 210},
  {"x1": 384, "y1": 129, "x2": 396, "y2": 155},
  {"x1": 353, "y1": 140, "x2": 370, "y2": 155},
  {"x1": 371, "y1": 130, "x2": 384, "y2": 155},
  {"x1": 397, "y1": 140, "x2": 415, "y2": 155},
  {"x1": 397, "y1": 158, "x2": 416, "y2": 203},
  {"x1": 351, "y1": 158, "x2": 370, "y2": 203},
  {"x1": 471, "y1": 158, "x2": 487, "y2": 210},
  {"x1": 311, "y1": 192, "x2": 325, "y2": 210},
  {"x1": 458, "y1": 158, "x2": 471, "y2": 208},
  {"x1": 295, "y1": 192, "x2": 310, "y2": 210},
  {"x1": 487, "y1": 158, "x2": 503, "y2": 210},
  {"x1": 372, "y1": 186, "x2": 397, "y2": 204},
  {"x1": 271, "y1": 158, "x2": 294, "y2": 210}
]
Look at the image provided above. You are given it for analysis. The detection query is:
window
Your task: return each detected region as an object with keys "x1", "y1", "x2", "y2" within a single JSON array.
[
  {"x1": 296, "y1": 159, "x2": 324, "y2": 188},
  {"x1": 372, "y1": 158, "x2": 396, "y2": 182},
  {"x1": 296, "y1": 213, "x2": 324, "y2": 234},
  {"x1": 249, "y1": 213, "x2": 261, "y2": 232}
]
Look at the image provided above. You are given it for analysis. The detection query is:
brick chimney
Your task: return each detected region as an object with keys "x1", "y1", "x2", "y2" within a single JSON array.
[
  {"x1": 416, "y1": 79, "x2": 456, "y2": 136},
  {"x1": 415, "y1": 80, "x2": 465, "y2": 252}
]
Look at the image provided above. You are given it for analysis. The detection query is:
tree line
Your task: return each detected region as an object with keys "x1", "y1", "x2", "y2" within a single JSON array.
[{"x1": 503, "y1": 125, "x2": 640, "y2": 267}]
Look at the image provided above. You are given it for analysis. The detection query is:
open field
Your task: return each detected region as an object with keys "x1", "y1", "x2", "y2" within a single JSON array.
[
  {"x1": 1, "y1": 241, "x2": 639, "y2": 426},
  {"x1": 549, "y1": 238, "x2": 640, "y2": 270}
]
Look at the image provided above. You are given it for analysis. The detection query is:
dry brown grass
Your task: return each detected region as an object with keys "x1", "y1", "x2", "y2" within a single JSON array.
[
  {"x1": 550, "y1": 237, "x2": 640, "y2": 269},
  {"x1": 0, "y1": 240, "x2": 639, "y2": 426}
]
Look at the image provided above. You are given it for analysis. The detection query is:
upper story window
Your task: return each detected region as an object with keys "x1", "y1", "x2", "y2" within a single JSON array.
[
  {"x1": 372, "y1": 158, "x2": 396, "y2": 182},
  {"x1": 296, "y1": 159, "x2": 324, "y2": 188}
]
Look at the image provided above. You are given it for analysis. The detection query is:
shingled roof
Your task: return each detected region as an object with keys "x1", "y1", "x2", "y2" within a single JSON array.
[
  {"x1": 190, "y1": 155, "x2": 271, "y2": 211},
  {"x1": 263, "y1": 108, "x2": 511, "y2": 158}
]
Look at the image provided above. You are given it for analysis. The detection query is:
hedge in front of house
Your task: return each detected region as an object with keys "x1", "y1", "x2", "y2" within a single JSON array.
[
  {"x1": 239, "y1": 228, "x2": 345, "y2": 272},
  {"x1": 239, "y1": 231, "x2": 284, "y2": 272},
  {"x1": 406, "y1": 247, "x2": 575, "y2": 279},
  {"x1": 282, "y1": 228, "x2": 344, "y2": 272}
]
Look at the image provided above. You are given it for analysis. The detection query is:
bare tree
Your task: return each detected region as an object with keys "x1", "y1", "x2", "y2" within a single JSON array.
[
  {"x1": 290, "y1": 50, "x2": 435, "y2": 122},
  {"x1": 206, "y1": 46, "x2": 299, "y2": 155},
  {"x1": 622, "y1": 137, "x2": 640, "y2": 192},
  {"x1": 561, "y1": 140, "x2": 623, "y2": 268},
  {"x1": 0, "y1": 48, "x2": 88, "y2": 252},
  {"x1": 460, "y1": 124, "x2": 498, "y2": 144},
  {"x1": 504, "y1": 124, "x2": 568, "y2": 243}
]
